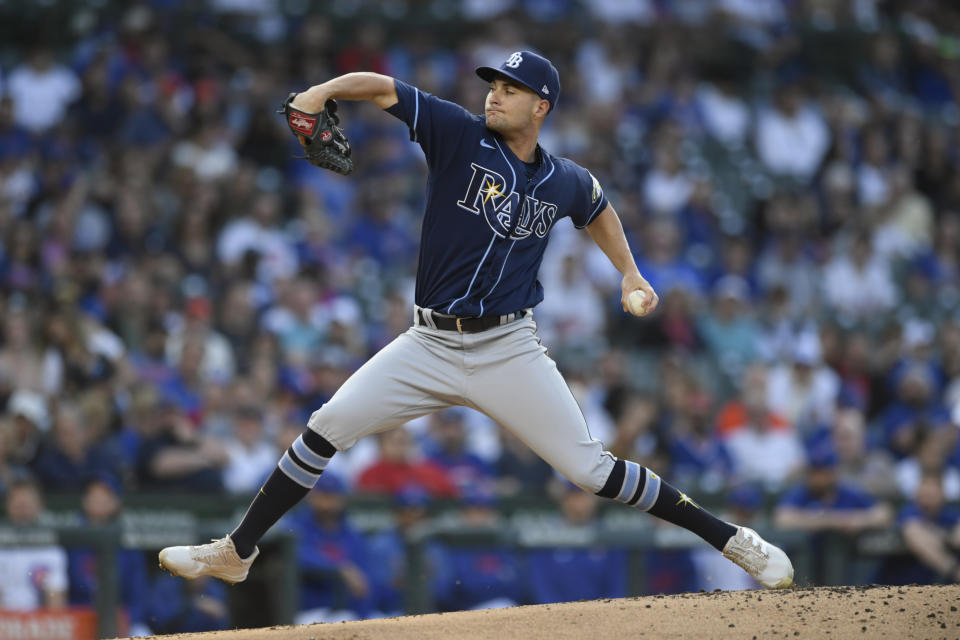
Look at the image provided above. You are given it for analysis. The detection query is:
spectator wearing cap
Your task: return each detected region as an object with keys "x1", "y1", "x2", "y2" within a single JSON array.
[
  {"x1": 4, "y1": 388, "x2": 49, "y2": 467},
  {"x1": 528, "y1": 482, "x2": 628, "y2": 603},
  {"x1": 773, "y1": 444, "x2": 893, "y2": 583},
  {"x1": 774, "y1": 444, "x2": 892, "y2": 583},
  {"x1": 765, "y1": 331, "x2": 840, "y2": 435},
  {"x1": 367, "y1": 486, "x2": 431, "y2": 616},
  {"x1": 222, "y1": 405, "x2": 279, "y2": 494},
  {"x1": 164, "y1": 285, "x2": 237, "y2": 385},
  {"x1": 881, "y1": 472, "x2": 960, "y2": 585},
  {"x1": 430, "y1": 488, "x2": 525, "y2": 611},
  {"x1": 291, "y1": 473, "x2": 374, "y2": 623},
  {"x1": 697, "y1": 275, "x2": 761, "y2": 384},
  {"x1": 0, "y1": 475, "x2": 68, "y2": 610},
  {"x1": 775, "y1": 445, "x2": 892, "y2": 535},
  {"x1": 67, "y1": 475, "x2": 151, "y2": 636},
  {"x1": 880, "y1": 363, "x2": 953, "y2": 460}
]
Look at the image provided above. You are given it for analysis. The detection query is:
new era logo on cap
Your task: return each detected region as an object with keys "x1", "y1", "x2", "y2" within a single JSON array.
[{"x1": 475, "y1": 50, "x2": 561, "y2": 112}]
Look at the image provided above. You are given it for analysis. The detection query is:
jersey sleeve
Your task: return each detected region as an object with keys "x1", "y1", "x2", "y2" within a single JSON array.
[
  {"x1": 568, "y1": 166, "x2": 609, "y2": 228},
  {"x1": 385, "y1": 79, "x2": 475, "y2": 170}
]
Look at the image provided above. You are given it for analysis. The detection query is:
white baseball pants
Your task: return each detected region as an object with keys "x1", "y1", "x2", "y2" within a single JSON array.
[{"x1": 307, "y1": 309, "x2": 616, "y2": 492}]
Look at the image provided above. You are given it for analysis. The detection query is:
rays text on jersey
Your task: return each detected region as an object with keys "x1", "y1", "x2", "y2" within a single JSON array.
[{"x1": 456, "y1": 162, "x2": 558, "y2": 239}]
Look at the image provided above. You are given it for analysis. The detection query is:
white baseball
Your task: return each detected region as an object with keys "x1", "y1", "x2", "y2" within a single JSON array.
[{"x1": 627, "y1": 289, "x2": 649, "y2": 316}]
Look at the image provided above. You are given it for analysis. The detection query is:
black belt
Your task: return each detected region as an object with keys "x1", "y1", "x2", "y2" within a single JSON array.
[{"x1": 416, "y1": 308, "x2": 527, "y2": 333}]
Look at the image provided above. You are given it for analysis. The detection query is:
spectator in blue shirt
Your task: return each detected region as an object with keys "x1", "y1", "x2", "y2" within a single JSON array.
[
  {"x1": 146, "y1": 575, "x2": 230, "y2": 634},
  {"x1": 883, "y1": 472, "x2": 960, "y2": 585},
  {"x1": 665, "y1": 391, "x2": 732, "y2": 493},
  {"x1": 367, "y1": 486, "x2": 430, "y2": 616},
  {"x1": 775, "y1": 446, "x2": 892, "y2": 534},
  {"x1": 290, "y1": 472, "x2": 373, "y2": 623},
  {"x1": 31, "y1": 403, "x2": 122, "y2": 492},
  {"x1": 775, "y1": 444, "x2": 892, "y2": 583},
  {"x1": 881, "y1": 363, "x2": 953, "y2": 460},
  {"x1": 67, "y1": 476, "x2": 151, "y2": 636}
]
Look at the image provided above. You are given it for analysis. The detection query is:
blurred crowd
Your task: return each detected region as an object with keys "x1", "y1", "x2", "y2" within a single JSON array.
[{"x1": 2, "y1": 0, "x2": 960, "y2": 631}]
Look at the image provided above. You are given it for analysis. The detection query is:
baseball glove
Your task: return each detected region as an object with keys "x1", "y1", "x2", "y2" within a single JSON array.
[{"x1": 278, "y1": 93, "x2": 353, "y2": 175}]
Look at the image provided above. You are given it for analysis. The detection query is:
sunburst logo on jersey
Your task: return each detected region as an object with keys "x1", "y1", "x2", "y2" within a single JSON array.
[
  {"x1": 481, "y1": 177, "x2": 506, "y2": 204},
  {"x1": 676, "y1": 491, "x2": 700, "y2": 509}
]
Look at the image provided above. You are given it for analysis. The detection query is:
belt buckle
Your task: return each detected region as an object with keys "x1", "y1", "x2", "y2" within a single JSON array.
[{"x1": 456, "y1": 317, "x2": 463, "y2": 333}]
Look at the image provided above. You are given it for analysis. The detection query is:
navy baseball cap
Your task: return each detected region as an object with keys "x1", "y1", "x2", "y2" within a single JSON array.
[{"x1": 476, "y1": 50, "x2": 560, "y2": 112}]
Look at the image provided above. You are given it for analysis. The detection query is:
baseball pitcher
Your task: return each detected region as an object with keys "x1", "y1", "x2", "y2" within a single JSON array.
[{"x1": 160, "y1": 51, "x2": 793, "y2": 593}]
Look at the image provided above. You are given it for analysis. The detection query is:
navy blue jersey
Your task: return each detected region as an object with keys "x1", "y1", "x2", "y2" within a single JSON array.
[{"x1": 385, "y1": 79, "x2": 609, "y2": 316}]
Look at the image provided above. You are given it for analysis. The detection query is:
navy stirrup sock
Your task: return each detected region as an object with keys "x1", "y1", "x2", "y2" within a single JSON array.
[
  {"x1": 230, "y1": 430, "x2": 336, "y2": 559},
  {"x1": 597, "y1": 459, "x2": 737, "y2": 552}
]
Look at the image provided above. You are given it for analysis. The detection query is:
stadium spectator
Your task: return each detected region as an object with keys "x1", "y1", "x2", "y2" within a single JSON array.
[
  {"x1": 755, "y1": 82, "x2": 830, "y2": 183},
  {"x1": 129, "y1": 391, "x2": 227, "y2": 492},
  {"x1": 666, "y1": 390, "x2": 732, "y2": 493},
  {"x1": 894, "y1": 429, "x2": 960, "y2": 502},
  {"x1": 291, "y1": 473, "x2": 373, "y2": 623},
  {"x1": 0, "y1": 475, "x2": 68, "y2": 610},
  {"x1": 765, "y1": 331, "x2": 840, "y2": 435},
  {"x1": 356, "y1": 428, "x2": 457, "y2": 498},
  {"x1": 367, "y1": 486, "x2": 431, "y2": 616},
  {"x1": 494, "y1": 429, "x2": 554, "y2": 498},
  {"x1": 830, "y1": 407, "x2": 897, "y2": 499},
  {"x1": 423, "y1": 408, "x2": 495, "y2": 496},
  {"x1": 222, "y1": 405, "x2": 278, "y2": 494},
  {"x1": 4, "y1": 46, "x2": 80, "y2": 134},
  {"x1": 718, "y1": 363, "x2": 803, "y2": 488},
  {"x1": 774, "y1": 445, "x2": 892, "y2": 536},
  {"x1": 697, "y1": 275, "x2": 761, "y2": 383},
  {"x1": 67, "y1": 476, "x2": 151, "y2": 636},
  {"x1": 822, "y1": 231, "x2": 898, "y2": 320},
  {"x1": 886, "y1": 472, "x2": 960, "y2": 585},
  {"x1": 31, "y1": 401, "x2": 122, "y2": 491},
  {"x1": 146, "y1": 575, "x2": 230, "y2": 634},
  {"x1": 774, "y1": 445, "x2": 893, "y2": 584}
]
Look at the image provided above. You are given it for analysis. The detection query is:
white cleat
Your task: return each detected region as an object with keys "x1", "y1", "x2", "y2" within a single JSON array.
[
  {"x1": 722, "y1": 526, "x2": 794, "y2": 589},
  {"x1": 158, "y1": 536, "x2": 259, "y2": 584}
]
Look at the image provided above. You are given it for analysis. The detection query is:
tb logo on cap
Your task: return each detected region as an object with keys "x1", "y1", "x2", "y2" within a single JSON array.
[{"x1": 505, "y1": 52, "x2": 523, "y2": 68}]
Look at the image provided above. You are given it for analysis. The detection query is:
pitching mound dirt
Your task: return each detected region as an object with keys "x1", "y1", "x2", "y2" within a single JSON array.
[{"x1": 124, "y1": 584, "x2": 960, "y2": 640}]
